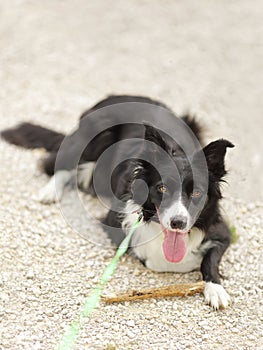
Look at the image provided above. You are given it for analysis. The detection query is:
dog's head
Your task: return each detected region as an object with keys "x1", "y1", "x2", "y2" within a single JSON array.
[{"x1": 129, "y1": 124, "x2": 234, "y2": 262}]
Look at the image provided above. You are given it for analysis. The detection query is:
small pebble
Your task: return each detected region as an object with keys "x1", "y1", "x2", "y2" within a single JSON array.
[
  {"x1": 103, "y1": 322, "x2": 111, "y2": 329},
  {"x1": 26, "y1": 270, "x2": 35, "y2": 279},
  {"x1": 126, "y1": 320, "x2": 135, "y2": 327},
  {"x1": 112, "y1": 324, "x2": 120, "y2": 332},
  {"x1": 126, "y1": 330, "x2": 136, "y2": 339}
]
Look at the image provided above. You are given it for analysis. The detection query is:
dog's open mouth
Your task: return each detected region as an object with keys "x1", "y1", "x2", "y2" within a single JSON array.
[
  {"x1": 155, "y1": 207, "x2": 189, "y2": 263},
  {"x1": 162, "y1": 228, "x2": 188, "y2": 263}
]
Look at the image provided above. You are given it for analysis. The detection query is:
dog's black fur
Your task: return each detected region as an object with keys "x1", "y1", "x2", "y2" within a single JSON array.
[{"x1": 1, "y1": 95, "x2": 234, "y2": 308}]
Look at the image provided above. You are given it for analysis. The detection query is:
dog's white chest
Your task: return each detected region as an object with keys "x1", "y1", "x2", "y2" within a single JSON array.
[{"x1": 125, "y1": 216, "x2": 205, "y2": 273}]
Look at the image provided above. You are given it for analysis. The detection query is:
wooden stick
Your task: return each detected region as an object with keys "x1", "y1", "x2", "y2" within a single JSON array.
[{"x1": 102, "y1": 281, "x2": 205, "y2": 303}]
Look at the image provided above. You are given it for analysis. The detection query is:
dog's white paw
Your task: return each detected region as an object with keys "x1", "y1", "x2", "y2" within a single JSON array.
[
  {"x1": 204, "y1": 282, "x2": 231, "y2": 310},
  {"x1": 39, "y1": 180, "x2": 61, "y2": 204}
]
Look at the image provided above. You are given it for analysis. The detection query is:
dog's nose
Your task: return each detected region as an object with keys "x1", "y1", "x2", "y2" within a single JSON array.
[{"x1": 170, "y1": 217, "x2": 187, "y2": 230}]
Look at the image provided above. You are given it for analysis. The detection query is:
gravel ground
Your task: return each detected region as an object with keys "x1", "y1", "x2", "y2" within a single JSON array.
[{"x1": 0, "y1": 1, "x2": 262, "y2": 349}]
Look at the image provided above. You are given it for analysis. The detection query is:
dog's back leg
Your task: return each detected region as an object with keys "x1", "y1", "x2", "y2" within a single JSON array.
[
  {"x1": 38, "y1": 129, "x2": 99, "y2": 203},
  {"x1": 39, "y1": 170, "x2": 73, "y2": 204}
]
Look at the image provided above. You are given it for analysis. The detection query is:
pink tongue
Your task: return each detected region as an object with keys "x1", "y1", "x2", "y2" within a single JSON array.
[{"x1": 162, "y1": 230, "x2": 187, "y2": 263}]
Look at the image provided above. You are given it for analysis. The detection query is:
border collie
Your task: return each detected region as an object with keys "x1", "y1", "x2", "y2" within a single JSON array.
[{"x1": 1, "y1": 95, "x2": 234, "y2": 309}]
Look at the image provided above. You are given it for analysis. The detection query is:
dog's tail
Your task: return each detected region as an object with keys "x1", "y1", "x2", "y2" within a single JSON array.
[
  {"x1": 181, "y1": 114, "x2": 204, "y2": 144},
  {"x1": 1, "y1": 122, "x2": 65, "y2": 152}
]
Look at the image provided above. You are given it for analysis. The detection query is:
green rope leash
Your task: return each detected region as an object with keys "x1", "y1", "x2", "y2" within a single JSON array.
[{"x1": 57, "y1": 215, "x2": 142, "y2": 350}]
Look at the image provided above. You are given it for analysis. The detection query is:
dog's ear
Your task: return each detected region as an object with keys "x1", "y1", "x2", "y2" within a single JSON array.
[
  {"x1": 143, "y1": 123, "x2": 167, "y2": 150},
  {"x1": 203, "y1": 139, "x2": 234, "y2": 179}
]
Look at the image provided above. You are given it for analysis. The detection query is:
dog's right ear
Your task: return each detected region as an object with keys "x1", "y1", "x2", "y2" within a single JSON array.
[
  {"x1": 203, "y1": 139, "x2": 234, "y2": 180},
  {"x1": 143, "y1": 123, "x2": 167, "y2": 150}
]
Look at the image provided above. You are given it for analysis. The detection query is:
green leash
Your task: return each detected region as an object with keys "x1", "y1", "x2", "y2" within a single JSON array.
[{"x1": 57, "y1": 215, "x2": 142, "y2": 350}]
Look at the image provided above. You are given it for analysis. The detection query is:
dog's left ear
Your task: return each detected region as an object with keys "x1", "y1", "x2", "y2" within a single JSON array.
[
  {"x1": 203, "y1": 139, "x2": 234, "y2": 179},
  {"x1": 143, "y1": 123, "x2": 167, "y2": 150}
]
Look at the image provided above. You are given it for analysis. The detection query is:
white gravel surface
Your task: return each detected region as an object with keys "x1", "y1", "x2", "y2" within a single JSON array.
[{"x1": 0, "y1": 1, "x2": 262, "y2": 349}]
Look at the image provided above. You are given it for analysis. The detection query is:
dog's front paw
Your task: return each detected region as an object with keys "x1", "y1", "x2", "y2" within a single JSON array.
[{"x1": 204, "y1": 282, "x2": 231, "y2": 310}]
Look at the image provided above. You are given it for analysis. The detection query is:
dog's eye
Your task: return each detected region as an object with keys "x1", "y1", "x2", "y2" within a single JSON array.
[
  {"x1": 133, "y1": 168, "x2": 140, "y2": 176},
  {"x1": 157, "y1": 185, "x2": 168, "y2": 193},
  {"x1": 191, "y1": 190, "x2": 202, "y2": 198}
]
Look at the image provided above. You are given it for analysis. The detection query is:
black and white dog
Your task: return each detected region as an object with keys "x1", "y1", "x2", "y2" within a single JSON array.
[{"x1": 1, "y1": 95, "x2": 234, "y2": 309}]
